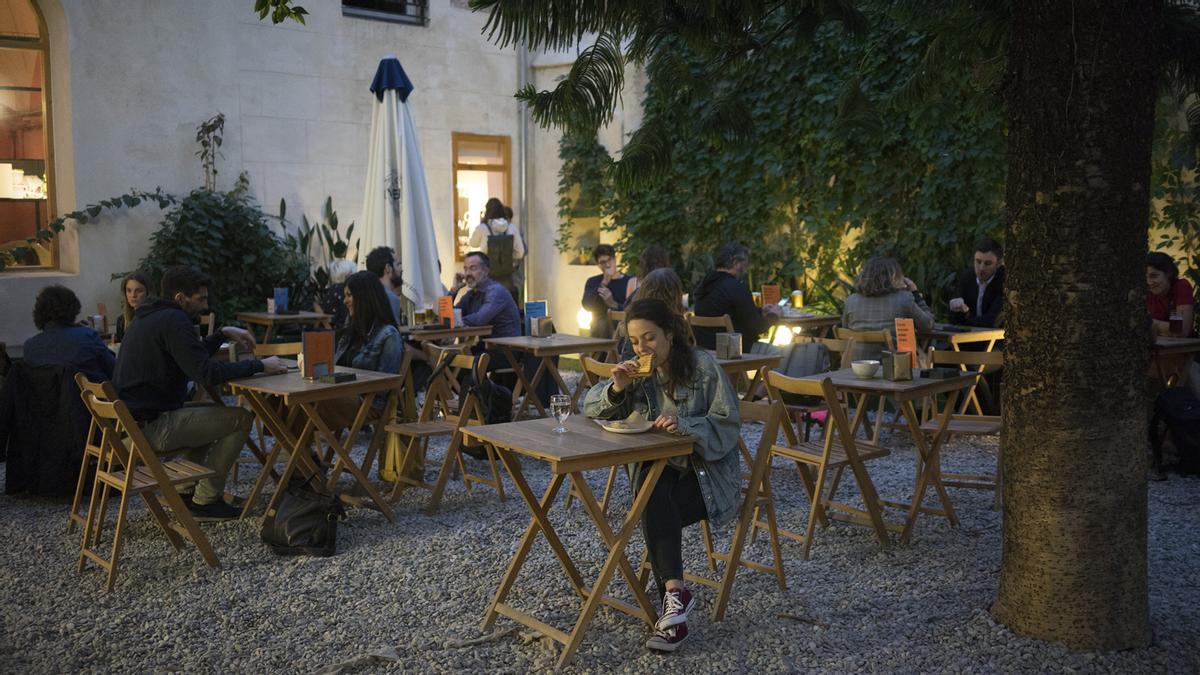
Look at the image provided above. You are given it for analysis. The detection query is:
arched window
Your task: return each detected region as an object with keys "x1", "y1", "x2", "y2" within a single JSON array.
[{"x1": 0, "y1": 0, "x2": 53, "y2": 268}]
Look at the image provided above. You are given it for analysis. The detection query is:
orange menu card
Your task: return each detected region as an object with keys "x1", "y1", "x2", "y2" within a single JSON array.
[
  {"x1": 438, "y1": 295, "x2": 456, "y2": 328},
  {"x1": 302, "y1": 330, "x2": 335, "y2": 379},
  {"x1": 761, "y1": 284, "x2": 781, "y2": 307},
  {"x1": 894, "y1": 318, "x2": 917, "y2": 367}
]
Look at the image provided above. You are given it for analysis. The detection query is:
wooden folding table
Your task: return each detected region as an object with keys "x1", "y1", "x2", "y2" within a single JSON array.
[
  {"x1": 399, "y1": 323, "x2": 492, "y2": 346},
  {"x1": 484, "y1": 335, "x2": 617, "y2": 418},
  {"x1": 797, "y1": 368, "x2": 978, "y2": 544},
  {"x1": 235, "y1": 310, "x2": 331, "y2": 343},
  {"x1": 462, "y1": 416, "x2": 692, "y2": 668},
  {"x1": 773, "y1": 312, "x2": 840, "y2": 338},
  {"x1": 1151, "y1": 335, "x2": 1200, "y2": 386},
  {"x1": 228, "y1": 365, "x2": 401, "y2": 522}
]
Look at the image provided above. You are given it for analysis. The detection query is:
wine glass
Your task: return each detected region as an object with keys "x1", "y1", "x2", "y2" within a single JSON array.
[{"x1": 550, "y1": 394, "x2": 572, "y2": 433}]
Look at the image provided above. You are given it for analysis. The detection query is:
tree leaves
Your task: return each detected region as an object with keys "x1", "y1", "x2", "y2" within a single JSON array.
[{"x1": 517, "y1": 33, "x2": 626, "y2": 133}]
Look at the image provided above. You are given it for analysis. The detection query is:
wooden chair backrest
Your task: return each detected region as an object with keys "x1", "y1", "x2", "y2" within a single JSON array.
[
  {"x1": 688, "y1": 313, "x2": 735, "y2": 333},
  {"x1": 929, "y1": 349, "x2": 1003, "y2": 369},
  {"x1": 581, "y1": 356, "x2": 616, "y2": 386},
  {"x1": 254, "y1": 341, "x2": 303, "y2": 357},
  {"x1": 834, "y1": 327, "x2": 895, "y2": 352},
  {"x1": 422, "y1": 351, "x2": 489, "y2": 422},
  {"x1": 734, "y1": 399, "x2": 785, "y2": 506},
  {"x1": 608, "y1": 310, "x2": 627, "y2": 339},
  {"x1": 765, "y1": 371, "x2": 858, "y2": 452},
  {"x1": 199, "y1": 313, "x2": 216, "y2": 337},
  {"x1": 948, "y1": 329, "x2": 1005, "y2": 349},
  {"x1": 74, "y1": 373, "x2": 164, "y2": 481}
]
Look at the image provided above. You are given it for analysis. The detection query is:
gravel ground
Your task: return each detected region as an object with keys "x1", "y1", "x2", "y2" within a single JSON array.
[{"x1": 2, "y1": 395, "x2": 1197, "y2": 674}]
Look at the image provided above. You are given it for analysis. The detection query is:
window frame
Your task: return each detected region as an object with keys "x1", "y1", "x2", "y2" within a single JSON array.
[
  {"x1": 341, "y1": 0, "x2": 429, "y2": 26},
  {"x1": 0, "y1": 0, "x2": 57, "y2": 271},
  {"x1": 451, "y1": 132, "x2": 512, "y2": 262}
]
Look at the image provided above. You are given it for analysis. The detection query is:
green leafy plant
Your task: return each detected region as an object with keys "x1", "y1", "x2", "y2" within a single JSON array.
[
  {"x1": 253, "y1": 0, "x2": 307, "y2": 25},
  {"x1": 195, "y1": 113, "x2": 225, "y2": 191}
]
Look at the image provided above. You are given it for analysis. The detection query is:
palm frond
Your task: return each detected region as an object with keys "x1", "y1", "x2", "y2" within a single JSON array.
[
  {"x1": 515, "y1": 34, "x2": 626, "y2": 132},
  {"x1": 610, "y1": 117, "x2": 674, "y2": 191},
  {"x1": 472, "y1": 0, "x2": 645, "y2": 51}
]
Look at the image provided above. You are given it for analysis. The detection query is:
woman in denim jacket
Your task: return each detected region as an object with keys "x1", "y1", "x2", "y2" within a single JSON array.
[
  {"x1": 583, "y1": 298, "x2": 741, "y2": 653},
  {"x1": 313, "y1": 271, "x2": 403, "y2": 431}
]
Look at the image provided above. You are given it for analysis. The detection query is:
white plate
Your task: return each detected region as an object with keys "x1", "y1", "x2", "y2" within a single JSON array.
[{"x1": 596, "y1": 418, "x2": 654, "y2": 434}]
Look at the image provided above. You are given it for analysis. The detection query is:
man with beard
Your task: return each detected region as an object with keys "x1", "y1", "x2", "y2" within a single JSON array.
[
  {"x1": 366, "y1": 246, "x2": 404, "y2": 324},
  {"x1": 112, "y1": 266, "x2": 288, "y2": 520}
]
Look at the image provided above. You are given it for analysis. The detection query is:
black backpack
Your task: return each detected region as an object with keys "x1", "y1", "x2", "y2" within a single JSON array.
[
  {"x1": 260, "y1": 474, "x2": 345, "y2": 557},
  {"x1": 1150, "y1": 386, "x2": 1200, "y2": 474},
  {"x1": 427, "y1": 353, "x2": 513, "y2": 425}
]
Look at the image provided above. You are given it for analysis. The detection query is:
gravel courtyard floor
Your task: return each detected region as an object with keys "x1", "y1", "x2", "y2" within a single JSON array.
[{"x1": 2, "y1": 412, "x2": 1197, "y2": 674}]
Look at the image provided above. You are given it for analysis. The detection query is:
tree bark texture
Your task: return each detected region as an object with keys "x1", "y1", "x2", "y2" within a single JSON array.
[{"x1": 994, "y1": 0, "x2": 1159, "y2": 650}]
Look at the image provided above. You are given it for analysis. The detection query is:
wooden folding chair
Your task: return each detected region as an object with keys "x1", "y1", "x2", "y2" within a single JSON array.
[
  {"x1": 922, "y1": 349, "x2": 1004, "y2": 510},
  {"x1": 761, "y1": 371, "x2": 894, "y2": 560},
  {"x1": 687, "y1": 312, "x2": 734, "y2": 335},
  {"x1": 946, "y1": 329, "x2": 1005, "y2": 415},
  {"x1": 385, "y1": 351, "x2": 505, "y2": 513},
  {"x1": 199, "y1": 313, "x2": 216, "y2": 337},
  {"x1": 781, "y1": 336, "x2": 855, "y2": 441},
  {"x1": 637, "y1": 400, "x2": 788, "y2": 621},
  {"x1": 73, "y1": 374, "x2": 219, "y2": 592}
]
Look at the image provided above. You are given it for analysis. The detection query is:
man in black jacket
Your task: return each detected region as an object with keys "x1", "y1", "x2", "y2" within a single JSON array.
[
  {"x1": 949, "y1": 237, "x2": 1006, "y2": 327},
  {"x1": 113, "y1": 266, "x2": 287, "y2": 520},
  {"x1": 692, "y1": 242, "x2": 782, "y2": 351}
]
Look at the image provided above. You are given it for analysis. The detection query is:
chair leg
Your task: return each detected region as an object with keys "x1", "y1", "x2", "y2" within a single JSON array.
[
  {"x1": 67, "y1": 452, "x2": 94, "y2": 534},
  {"x1": 486, "y1": 443, "x2": 506, "y2": 502},
  {"x1": 802, "y1": 467, "x2": 829, "y2": 561},
  {"x1": 764, "y1": 495, "x2": 787, "y2": 591},
  {"x1": 426, "y1": 434, "x2": 463, "y2": 514},
  {"x1": 104, "y1": 490, "x2": 134, "y2": 592},
  {"x1": 141, "y1": 494, "x2": 185, "y2": 551},
  {"x1": 700, "y1": 520, "x2": 718, "y2": 574},
  {"x1": 79, "y1": 474, "x2": 107, "y2": 574}
]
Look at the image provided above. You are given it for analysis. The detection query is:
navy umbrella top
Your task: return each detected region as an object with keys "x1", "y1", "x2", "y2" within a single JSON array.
[{"x1": 370, "y1": 56, "x2": 414, "y2": 103}]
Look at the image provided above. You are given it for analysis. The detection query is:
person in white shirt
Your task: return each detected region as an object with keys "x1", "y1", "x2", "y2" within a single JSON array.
[{"x1": 467, "y1": 198, "x2": 525, "y2": 260}]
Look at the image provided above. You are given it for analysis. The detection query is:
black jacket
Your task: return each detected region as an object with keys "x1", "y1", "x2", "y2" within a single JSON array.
[
  {"x1": 1, "y1": 362, "x2": 91, "y2": 496},
  {"x1": 951, "y1": 266, "x2": 1005, "y2": 327},
  {"x1": 693, "y1": 270, "x2": 773, "y2": 350},
  {"x1": 112, "y1": 299, "x2": 262, "y2": 421}
]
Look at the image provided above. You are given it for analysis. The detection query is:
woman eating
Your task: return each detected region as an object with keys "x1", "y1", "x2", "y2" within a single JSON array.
[{"x1": 583, "y1": 298, "x2": 741, "y2": 653}]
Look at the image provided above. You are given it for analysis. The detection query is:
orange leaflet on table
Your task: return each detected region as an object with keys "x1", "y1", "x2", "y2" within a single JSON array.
[
  {"x1": 438, "y1": 295, "x2": 456, "y2": 328},
  {"x1": 894, "y1": 317, "x2": 917, "y2": 367},
  {"x1": 302, "y1": 330, "x2": 335, "y2": 378},
  {"x1": 761, "y1": 284, "x2": 781, "y2": 307}
]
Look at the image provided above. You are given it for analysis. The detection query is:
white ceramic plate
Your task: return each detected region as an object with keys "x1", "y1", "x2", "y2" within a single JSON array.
[{"x1": 596, "y1": 418, "x2": 654, "y2": 434}]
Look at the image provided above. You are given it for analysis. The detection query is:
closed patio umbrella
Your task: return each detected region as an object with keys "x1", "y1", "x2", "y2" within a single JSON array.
[{"x1": 359, "y1": 55, "x2": 442, "y2": 322}]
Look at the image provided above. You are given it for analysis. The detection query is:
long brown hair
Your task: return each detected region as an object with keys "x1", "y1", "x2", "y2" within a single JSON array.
[
  {"x1": 344, "y1": 271, "x2": 398, "y2": 345},
  {"x1": 120, "y1": 271, "x2": 151, "y2": 325},
  {"x1": 624, "y1": 298, "x2": 695, "y2": 395},
  {"x1": 854, "y1": 256, "x2": 905, "y2": 297}
]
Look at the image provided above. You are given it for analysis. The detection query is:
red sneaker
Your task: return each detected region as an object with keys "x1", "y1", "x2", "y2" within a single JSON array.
[
  {"x1": 646, "y1": 622, "x2": 689, "y2": 652},
  {"x1": 656, "y1": 587, "x2": 694, "y2": 630}
]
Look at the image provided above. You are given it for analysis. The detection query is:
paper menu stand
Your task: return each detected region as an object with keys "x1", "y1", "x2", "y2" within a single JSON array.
[
  {"x1": 438, "y1": 296, "x2": 456, "y2": 328},
  {"x1": 761, "y1": 284, "x2": 782, "y2": 307},
  {"x1": 524, "y1": 300, "x2": 547, "y2": 336},
  {"x1": 894, "y1": 317, "x2": 918, "y2": 368},
  {"x1": 302, "y1": 330, "x2": 335, "y2": 380},
  {"x1": 531, "y1": 316, "x2": 556, "y2": 337}
]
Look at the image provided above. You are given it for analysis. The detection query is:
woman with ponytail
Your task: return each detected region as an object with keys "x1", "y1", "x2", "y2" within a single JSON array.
[{"x1": 582, "y1": 298, "x2": 742, "y2": 654}]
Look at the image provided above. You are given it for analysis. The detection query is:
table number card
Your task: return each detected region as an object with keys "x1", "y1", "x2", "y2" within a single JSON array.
[
  {"x1": 438, "y1": 296, "x2": 456, "y2": 328},
  {"x1": 894, "y1": 317, "x2": 917, "y2": 367},
  {"x1": 524, "y1": 300, "x2": 547, "y2": 336},
  {"x1": 302, "y1": 330, "x2": 335, "y2": 379},
  {"x1": 761, "y1": 284, "x2": 781, "y2": 307},
  {"x1": 273, "y1": 287, "x2": 289, "y2": 313}
]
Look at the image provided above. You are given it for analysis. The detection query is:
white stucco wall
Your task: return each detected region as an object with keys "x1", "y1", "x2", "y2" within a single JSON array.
[{"x1": 1, "y1": 0, "x2": 527, "y2": 351}]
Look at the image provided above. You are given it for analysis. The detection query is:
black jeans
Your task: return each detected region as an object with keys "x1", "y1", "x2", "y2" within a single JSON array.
[{"x1": 642, "y1": 465, "x2": 708, "y2": 598}]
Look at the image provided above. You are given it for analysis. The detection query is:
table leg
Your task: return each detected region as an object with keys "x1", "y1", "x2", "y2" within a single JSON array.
[
  {"x1": 482, "y1": 458, "x2": 578, "y2": 632},
  {"x1": 898, "y1": 392, "x2": 960, "y2": 544},
  {"x1": 263, "y1": 324, "x2": 277, "y2": 343},
  {"x1": 300, "y1": 401, "x2": 395, "y2": 522},
  {"x1": 556, "y1": 458, "x2": 668, "y2": 668},
  {"x1": 741, "y1": 365, "x2": 769, "y2": 402},
  {"x1": 324, "y1": 392, "x2": 377, "y2": 486},
  {"x1": 241, "y1": 392, "x2": 319, "y2": 517},
  {"x1": 509, "y1": 349, "x2": 549, "y2": 419}
]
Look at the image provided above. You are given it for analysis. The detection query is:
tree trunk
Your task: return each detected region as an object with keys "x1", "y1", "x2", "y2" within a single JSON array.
[{"x1": 994, "y1": 0, "x2": 1159, "y2": 649}]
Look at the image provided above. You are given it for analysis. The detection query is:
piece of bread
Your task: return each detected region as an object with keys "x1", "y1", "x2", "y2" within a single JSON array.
[{"x1": 633, "y1": 354, "x2": 654, "y2": 378}]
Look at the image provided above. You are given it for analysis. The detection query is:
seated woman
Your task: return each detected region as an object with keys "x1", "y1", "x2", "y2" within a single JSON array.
[
  {"x1": 113, "y1": 271, "x2": 150, "y2": 343},
  {"x1": 23, "y1": 284, "x2": 116, "y2": 382},
  {"x1": 623, "y1": 244, "x2": 671, "y2": 306},
  {"x1": 583, "y1": 299, "x2": 741, "y2": 653},
  {"x1": 842, "y1": 256, "x2": 934, "y2": 361},
  {"x1": 308, "y1": 271, "x2": 404, "y2": 432},
  {"x1": 617, "y1": 268, "x2": 689, "y2": 360},
  {"x1": 1146, "y1": 252, "x2": 1195, "y2": 336}
]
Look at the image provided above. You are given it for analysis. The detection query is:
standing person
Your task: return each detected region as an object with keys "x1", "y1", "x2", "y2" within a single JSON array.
[
  {"x1": 468, "y1": 198, "x2": 526, "y2": 262},
  {"x1": 1146, "y1": 252, "x2": 1196, "y2": 336},
  {"x1": 581, "y1": 244, "x2": 630, "y2": 338},
  {"x1": 112, "y1": 266, "x2": 288, "y2": 520},
  {"x1": 692, "y1": 242, "x2": 782, "y2": 351},
  {"x1": 114, "y1": 271, "x2": 151, "y2": 343},
  {"x1": 948, "y1": 237, "x2": 1006, "y2": 327},
  {"x1": 583, "y1": 299, "x2": 742, "y2": 652},
  {"x1": 365, "y1": 246, "x2": 404, "y2": 324},
  {"x1": 23, "y1": 284, "x2": 115, "y2": 382},
  {"x1": 843, "y1": 256, "x2": 935, "y2": 360},
  {"x1": 624, "y1": 244, "x2": 671, "y2": 305}
]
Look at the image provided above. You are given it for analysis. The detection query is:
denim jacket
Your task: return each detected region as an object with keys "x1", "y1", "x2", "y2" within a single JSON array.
[
  {"x1": 583, "y1": 349, "x2": 743, "y2": 525},
  {"x1": 334, "y1": 324, "x2": 404, "y2": 374}
]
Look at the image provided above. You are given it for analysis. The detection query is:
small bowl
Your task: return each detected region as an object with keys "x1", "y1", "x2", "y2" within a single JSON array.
[{"x1": 851, "y1": 360, "x2": 881, "y2": 379}]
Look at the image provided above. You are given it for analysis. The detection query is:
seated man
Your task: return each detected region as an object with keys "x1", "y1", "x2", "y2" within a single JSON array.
[
  {"x1": 949, "y1": 237, "x2": 1006, "y2": 327},
  {"x1": 113, "y1": 266, "x2": 287, "y2": 520},
  {"x1": 23, "y1": 284, "x2": 116, "y2": 383},
  {"x1": 692, "y1": 241, "x2": 781, "y2": 351},
  {"x1": 450, "y1": 251, "x2": 522, "y2": 339},
  {"x1": 365, "y1": 246, "x2": 404, "y2": 325},
  {"x1": 580, "y1": 244, "x2": 630, "y2": 338}
]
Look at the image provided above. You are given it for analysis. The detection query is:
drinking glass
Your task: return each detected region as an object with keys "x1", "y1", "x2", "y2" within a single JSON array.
[
  {"x1": 550, "y1": 394, "x2": 572, "y2": 433},
  {"x1": 1170, "y1": 311, "x2": 1184, "y2": 336}
]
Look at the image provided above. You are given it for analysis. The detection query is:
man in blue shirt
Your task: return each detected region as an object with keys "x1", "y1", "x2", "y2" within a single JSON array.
[
  {"x1": 22, "y1": 284, "x2": 115, "y2": 383},
  {"x1": 449, "y1": 251, "x2": 521, "y2": 338},
  {"x1": 365, "y1": 246, "x2": 404, "y2": 325}
]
